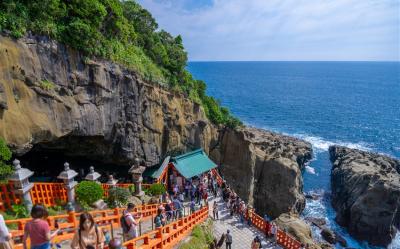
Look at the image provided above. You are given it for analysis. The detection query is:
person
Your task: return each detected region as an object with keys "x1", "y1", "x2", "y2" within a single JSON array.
[
  {"x1": 202, "y1": 190, "x2": 208, "y2": 205},
  {"x1": 190, "y1": 200, "x2": 196, "y2": 214},
  {"x1": 23, "y1": 204, "x2": 59, "y2": 249},
  {"x1": 154, "y1": 208, "x2": 166, "y2": 228},
  {"x1": 122, "y1": 203, "x2": 141, "y2": 240},
  {"x1": 251, "y1": 237, "x2": 259, "y2": 249},
  {"x1": 71, "y1": 212, "x2": 105, "y2": 249},
  {"x1": 172, "y1": 196, "x2": 183, "y2": 219},
  {"x1": 165, "y1": 200, "x2": 174, "y2": 221},
  {"x1": 179, "y1": 191, "x2": 185, "y2": 203},
  {"x1": 225, "y1": 229, "x2": 232, "y2": 249},
  {"x1": 300, "y1": 243, "x2": 306, "y2": 249},
  {"x1": 108, "y1": 238, "x2": 123, "y2": 249},
  {"x1": 247, "y1": 206, "x2": 253, "y2": 227},
  {"x1": 270, "y1": 222, "x2": 277, "y2": 243},
  {"x1": 0, "y1": 214, "x2": 12, "y2": 249},
  {"x1": 212, "y1": 201, "x2": 219, "y2": 220}
]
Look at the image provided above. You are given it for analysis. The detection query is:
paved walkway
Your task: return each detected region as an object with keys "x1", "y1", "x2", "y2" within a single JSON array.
[{"x1": 209, "y1": 196, "x2": 281, "y2": 249}]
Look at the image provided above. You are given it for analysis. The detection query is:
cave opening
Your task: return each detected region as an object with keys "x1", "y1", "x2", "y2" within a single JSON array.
[{"x1": 16, "y1": 144, "x2": 133, "y2": 183}]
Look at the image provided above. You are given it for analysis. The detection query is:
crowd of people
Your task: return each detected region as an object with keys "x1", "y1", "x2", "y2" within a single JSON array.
[{"x1": 0, "y1": 170, "x2": 308, "y2": 249}]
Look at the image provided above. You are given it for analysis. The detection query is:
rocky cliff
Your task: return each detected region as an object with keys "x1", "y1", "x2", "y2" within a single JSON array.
[
  {"x1": 211, "y1": 127, "x2": 312, "y2": 218},
  {"x1": 329, "y1": 145, "x2": 400, "y2": 247},
  {"x1": 0, "y1": 34, "x2": 312, "y2": 220},
  {"x1": 0, "y1": 34, "x2": 219, "y2": 165}
]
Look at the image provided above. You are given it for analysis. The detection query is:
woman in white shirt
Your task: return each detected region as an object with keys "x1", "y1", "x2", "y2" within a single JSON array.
[{"x1": 0, "y1": 214, "x2": 12, "y2": 249}]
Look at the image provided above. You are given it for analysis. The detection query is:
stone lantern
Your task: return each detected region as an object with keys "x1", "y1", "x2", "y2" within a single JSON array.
[
  {"x1": 129, "y1": 158, "x2": 146, "y2": 198},
  {"x1": 57, "y1": 162, "x2": 78, "y2": 206},
  {"x1": 85, "y1": 166, "x2": 101, "y2": 183},
  {"x1": 9, "y1": 159, "x2": 34, "y2": 211},
  {"x1": 107, "y1": 175, "x2": 118, "y2": 186}
]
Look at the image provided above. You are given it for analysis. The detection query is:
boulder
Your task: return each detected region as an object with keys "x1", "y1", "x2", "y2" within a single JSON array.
[
  {"x1": 320, "y1": 227, "x2": 335, "y2": 244},
  {"x1": 329, "y1": 146, "x2": 400, "y2": 247},
  {"x1": 305, "y1": 217, "x2": 326, "y2": 228},
  {"x1": 274, "y1": 213, "x2": 319, "y2": 248}
]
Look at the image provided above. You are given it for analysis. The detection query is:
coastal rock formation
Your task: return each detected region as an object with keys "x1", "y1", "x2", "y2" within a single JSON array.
[
  {"x1": 211, "y1": 127, "x2": 312, "y2": 218},
  {"x1": 0, "y1": 35, "x2": 218, "y2": 165},
  {"x1": 329, "y1": 146, "x2": 400, "y2": 247},
  {"x1": 0, "y1": 34, "x2": 313, "y2": 222},
  {"x1": 275, "y1": 213, "x2": 319, "y2": 248}
]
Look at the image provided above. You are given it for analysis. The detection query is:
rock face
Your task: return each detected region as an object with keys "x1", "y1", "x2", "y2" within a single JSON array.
[
  {"x1": 329, "y1": 145, "x2": 400, "y2": 247},
  {"x1": 211, "y1": 127, "x2": 312, "y2": 218},
  {"x1": 0, "y1": 35, "x2": 218, "y2": 165},
  {"x1": 0, "y1": 34, "x2": 313, "y2": 220}
]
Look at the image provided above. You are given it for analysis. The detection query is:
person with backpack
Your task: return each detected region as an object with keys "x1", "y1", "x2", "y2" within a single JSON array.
[
  {"x1": 121, "y1": 203, "x2": 141, "y2": 241},
  {"x1": 23, "y1": 204, "x2": 59, "y2": 249},
  {"x1": 225, "y1": 229, "x2": 232, "y2": 249},
  {"x1": 154, "y1": 208, "x2": 166, "y2": 228},
  {"x1": 71, "y1": 212, "x2": 105, "y2": 249}
]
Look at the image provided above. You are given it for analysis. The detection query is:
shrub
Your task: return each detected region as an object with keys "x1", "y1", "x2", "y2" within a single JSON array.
[
  {"x1": 180, "y1": 220, "x2": 214, "y2": 249},
  {"x1": 107, "y1": 187, "x2": 130, "y2": 208},
  {"x1": 148, "y1": 183, "x2": 166, "y2": 196},
  {"x1": 11, "y1": 204, "x2": 29, "y2": 218},
  {"x1": 39, "y1": 79, "x2": 55, "y2": 91},
  {"x1": 128, "y1": 185, "x2": 135, "y2": 194},
  {"x1": 76, "y1": 181, "x2": 103, "y2": 206},
  {"x1": 0, "y1": 138, "x2": 13, "y2": 183}
]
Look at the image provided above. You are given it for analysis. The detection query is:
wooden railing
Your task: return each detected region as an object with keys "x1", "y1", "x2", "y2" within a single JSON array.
[
  {"x1": 0, "y1": 182, "x2": 153, "y2": 210},
  {"x1": 6, "y1": 203, "x2": 161, "y2": 249},
  {"x1": 122, "y1": 205, "x2": 209, "y2": 249}
]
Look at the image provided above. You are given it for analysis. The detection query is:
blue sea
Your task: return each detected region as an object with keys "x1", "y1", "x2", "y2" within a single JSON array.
[{"x1": 187, "y1": 61, "x2": 400, "y2": 249}]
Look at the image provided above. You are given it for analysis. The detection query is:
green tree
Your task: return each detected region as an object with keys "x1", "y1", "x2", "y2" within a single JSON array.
[{"x1": 0, "y1": 138, "x2": 13, "y2": 183}]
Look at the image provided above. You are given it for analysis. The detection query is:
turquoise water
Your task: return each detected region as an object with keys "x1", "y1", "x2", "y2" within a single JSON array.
[{"x1": 187, "y1": 61, "x2": 400, "y2": 248}]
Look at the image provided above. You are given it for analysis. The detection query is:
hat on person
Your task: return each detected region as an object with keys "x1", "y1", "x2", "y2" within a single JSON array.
[{"x1": 227, "y1": 229, "x2": 230, "y2": 233}]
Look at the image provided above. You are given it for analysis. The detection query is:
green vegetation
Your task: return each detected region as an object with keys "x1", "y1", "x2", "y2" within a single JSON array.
[
  {"x1": 76, "y1": 181, "x2": 104, "y2": 207},
  {"x1": 147, "y1": 183, "x2": 166, "y2": 196},
  {"x1": 39, "y1": 79, "x2": 55, "y2": 91},
  {"x1": 179, "y1": 220, "x2": 214, "y2": 249},
  {"x1": 0, "y1": 138, "x2": 13, "y2": 183},
  {"x1": 0, "y1": 0, "x2": 242, "y2": 128},
  {"x1": 10, "y1": 204, "x2": 29, "y2": 218},
  {"x1": 107, "y1": 187, "x2": 130, "y2": 208}
]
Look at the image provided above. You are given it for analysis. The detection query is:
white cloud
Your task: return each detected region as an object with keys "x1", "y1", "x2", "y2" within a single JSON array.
[{"x1": 138, "y1": 0, "x2": 399, "y2": 61}]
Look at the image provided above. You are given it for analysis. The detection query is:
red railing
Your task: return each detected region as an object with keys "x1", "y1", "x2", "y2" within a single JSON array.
[
  {"x1": 0, "y1": 182, "x2": 153, "y2": 210},
  {"x1": 122, "y1": 205, "x2": 209, "y2": 249},
  {"x1": 6, "y1": 203, "x2": 161, "y2": 249}
]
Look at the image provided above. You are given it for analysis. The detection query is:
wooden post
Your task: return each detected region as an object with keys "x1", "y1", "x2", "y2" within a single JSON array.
[
  {"x1": 68, "y1": 211, "x2": 77, "y2": 228},
  {"x1": 157, "y1": 227, "x2": 163, "y2": 249}
]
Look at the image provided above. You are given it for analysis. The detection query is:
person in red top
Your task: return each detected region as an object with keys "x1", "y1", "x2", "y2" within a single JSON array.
[{"x1": 23, "y1": 204, "x2": 59, "y2": 249}]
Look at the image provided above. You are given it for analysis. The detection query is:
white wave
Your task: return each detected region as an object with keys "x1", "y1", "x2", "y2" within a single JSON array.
[
  {"x1": 305, "y1": 165, "x2": 316, "y2": 175},
  {"x1": 292, "y1": 133, "x2": 372, "y2": 152},
  {"x1": 389, "y1": 232, "x2": 400, "y2": 249}
]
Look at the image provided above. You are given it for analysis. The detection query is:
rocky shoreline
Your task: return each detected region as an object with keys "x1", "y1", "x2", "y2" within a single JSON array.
[
  {"x1": 4, "y1": 34, "x2": 399, "y2": 248},
  {"x1": 329, "y1": 145, "x2": 400, "y2": 247}
]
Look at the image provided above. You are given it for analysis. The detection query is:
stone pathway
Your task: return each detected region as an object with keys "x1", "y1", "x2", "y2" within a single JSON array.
[{"x1": 209, "y1": 196, "x2": 281, "y2": 249}]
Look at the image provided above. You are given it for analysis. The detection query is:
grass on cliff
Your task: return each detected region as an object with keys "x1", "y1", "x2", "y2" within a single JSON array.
[
  {"x1": 0, "y1": 0, "x2": 242, "y2": 128},
  {"x1": 179, "y1": 219, "x2": 214, "y2": 249}
]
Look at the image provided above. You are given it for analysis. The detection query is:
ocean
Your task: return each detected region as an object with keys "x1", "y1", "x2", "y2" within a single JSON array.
[{"x1": 187, "y1": 61, "x2": 400, "y2": 249}]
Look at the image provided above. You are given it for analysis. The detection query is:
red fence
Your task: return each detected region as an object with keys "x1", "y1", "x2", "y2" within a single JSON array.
[
  {"x1": 6, "y1": 203, "x2": 161, "y2": 249},
  {"x1": 0, "y1": 182, "x2": 152, "y2": 211},
  {"x1": 122, "y1": 205, "x2": 209, "y2": 249}
]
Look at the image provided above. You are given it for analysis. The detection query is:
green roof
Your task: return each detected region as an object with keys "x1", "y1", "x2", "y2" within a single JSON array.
[
  {"x1": 144, "y1": 156, "x2": 170, "y2": 179},
  {"x1": 172, "y1": 149, "x2": 217, "y2": 179}
]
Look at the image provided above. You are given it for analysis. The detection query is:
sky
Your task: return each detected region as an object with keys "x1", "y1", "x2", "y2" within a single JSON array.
[{"x1": 138, "y1": 0, "x2": 399, "y2": 61}]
